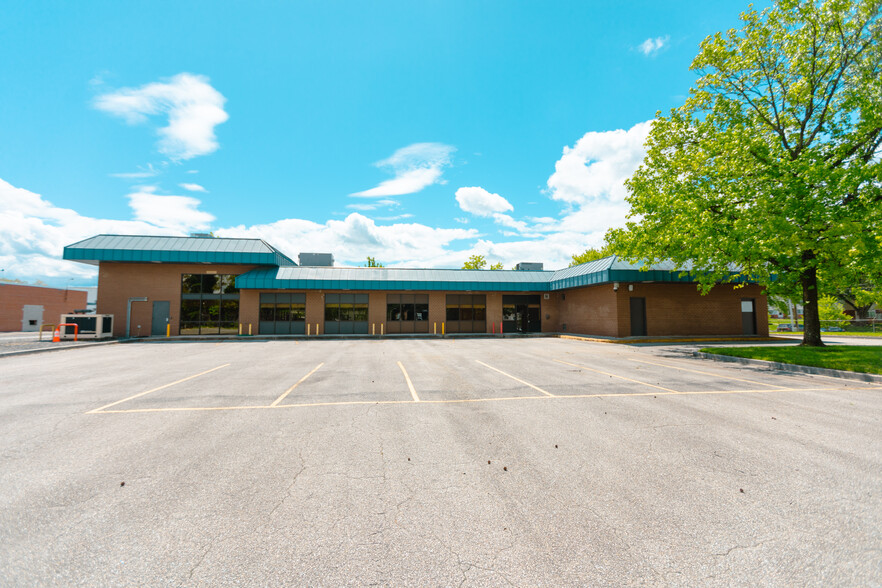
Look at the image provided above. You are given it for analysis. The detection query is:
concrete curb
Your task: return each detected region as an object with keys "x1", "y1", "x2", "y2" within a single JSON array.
[
  {"x1": 692, "y1": 351, "x2": 882, "y2": 384},
  {"x1": 0, "y1": 339, "x2": 119, "y2": 359}
]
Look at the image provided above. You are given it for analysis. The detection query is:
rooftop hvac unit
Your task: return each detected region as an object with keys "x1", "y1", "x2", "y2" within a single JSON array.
[{"x1": 59, "y1": 314, "x2": 114, "y2": 339}]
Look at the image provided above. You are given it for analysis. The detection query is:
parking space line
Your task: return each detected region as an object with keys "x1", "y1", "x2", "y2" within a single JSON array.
[
  {"x1": 87, "y1": 364, "x2": 231, "y2": 413},
  {"x1": 270, "y1": 362, "x2": 324, "y2": 406},
  {"x1": 627, "y1": 358, "x2": 788, "y2": 389},
  {"x1": 476, "y1": 360, "x2": 555, "y2": 397},
  {"x1": 87, "y1": 385, "x2": 865, "y2": 414},
  {"x1": 554, "y1": 359, "x2": 679, "y2": 392},
  {"x1": 397, "y1": 361, "x2": 420, "y2": 402}
]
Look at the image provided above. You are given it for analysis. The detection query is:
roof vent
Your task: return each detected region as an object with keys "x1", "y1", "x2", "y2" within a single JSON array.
[
  {"x1": 298, "y1": 252, "x2": 335, "y2": 266},
  {"x1": 189, "y1": 233, "x2": 214, "y2": 238},
  {"x1": 515, "y1": 262, "x2": 543, "y2": 271}
]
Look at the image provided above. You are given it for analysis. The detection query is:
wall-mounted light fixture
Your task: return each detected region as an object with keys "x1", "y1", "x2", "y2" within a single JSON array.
[
  {"x1": 628, "y1": 284, "x2": 634, "y2": 292},
  {"x1": 613, "y1": 282, "x2": 619, "y2": 291}
]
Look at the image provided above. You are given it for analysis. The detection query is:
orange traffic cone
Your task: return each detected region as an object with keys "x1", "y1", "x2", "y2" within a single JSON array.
[{"x1": 52, "y1": 327, "x2": 60, "y2": 343}]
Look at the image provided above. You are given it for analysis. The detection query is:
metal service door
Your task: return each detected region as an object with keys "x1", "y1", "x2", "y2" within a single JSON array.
[
  {"x1": 741, "y1": 298, "x2": 756, "y2": 335},
  {"x1": 630, "y1": 297, "x2": 647, "y2": 336},
  {"x1": 21, "y1": 305, "x2": 43, "y2": 331},
  {"x1": 151, "y1": 301, "x2": 170, "y2": 336}
]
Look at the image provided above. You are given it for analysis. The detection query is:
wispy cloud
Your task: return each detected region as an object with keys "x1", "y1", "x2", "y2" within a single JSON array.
[
  {"x1": 110, "y1": 163, "x2": 161, "y2": 179},
  {"x1": 179, "y1": 182, "x2": 207, "y2": 192},
  {"x1": 94, "y1": 73, "x2": 228, "y2": 160},
  {"x1": 351, "y1": 143, "x2": 455, "y2": 197},
  {"x1": 637, "y1": 36, "x2": 669, "y2": 57}
]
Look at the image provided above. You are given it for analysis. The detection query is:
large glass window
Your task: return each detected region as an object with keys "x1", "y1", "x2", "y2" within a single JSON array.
[
  {"x1": 259, "y1": 293, "x2": 306, "y2": 334},
  {"x1": 386, "y1": 294, "x2": 429, "y2": 333},
  {"x1": 180, "y1": 274, "x2": 241, "y2": 335},
  {"x1": 445, "y1": 295, "x2": 486, "y2": 333},
  {"x1": 325, "y1": 293, "x2": 369, "y2": 334}
]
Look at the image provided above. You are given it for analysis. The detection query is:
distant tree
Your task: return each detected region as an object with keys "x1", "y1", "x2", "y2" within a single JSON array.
[
  {"x1": 489, "y1": 262, "x2": 504, "y2": 270},
  {"x1": 462, "y1": 255, "x2": 487, "y2": 270},
  {"x1": 818, "y1": 295, "x2": 850, "y2": 322},
  {"x1": 569, "y1": 243, "x2": 617, "y2": 267},
  {"x1": 607, "y1": 0, "x2": 882, "y2": 347},
  {"x1": 836, "y1": 284, "x2": 879, "y2": 320},
  {"x1": 365, "y1": 256, "x2": 384, "y2": 268}
]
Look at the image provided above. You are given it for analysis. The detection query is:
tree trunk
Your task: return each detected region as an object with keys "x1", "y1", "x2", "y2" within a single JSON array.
[{"x1": 800, "y1": 259, "x2": 824, "y2": 347}]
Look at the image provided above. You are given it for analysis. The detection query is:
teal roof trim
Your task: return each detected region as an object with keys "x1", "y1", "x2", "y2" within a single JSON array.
[
  {"x1": 236, "y1": 255, "x2": 752, "y2": 291},
  {"x1": 63, "y1": 234, "x2": 297, "y2": 267}
]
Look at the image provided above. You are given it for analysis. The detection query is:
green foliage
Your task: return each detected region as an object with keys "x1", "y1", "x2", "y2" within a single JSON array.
[
  {"x1": 818, "y1": 295, "x2": 850, "y2": 322},
  {"x1": 608, "y1": 0, "x2": 882, "y2": 346},
  {"x1": 570, "y1": 243, "x2": 617, "y2": 267},
  {"x1": 365, "y1": 256, "x2": 384, "y2": 268},
  {"x1": 462, "y1": 255, "x2": 487, "y2": 270},
  {"x1": 489, "y1": 262, "x2": 504, "y2": 270}
]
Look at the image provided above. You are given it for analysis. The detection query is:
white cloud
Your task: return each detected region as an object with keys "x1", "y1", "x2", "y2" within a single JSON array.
[
  {"x1": 218, "y1": 213, "x2": 477, "y2": 266},
  {"x1": 94, "y1": 73, "x2": 229, "y2": 160},
  {"x1": 179, "y1": 182, "x2": 207, "y2": 192},
  {"x1": 127, "y1": 186, "x2": 214, "y2": 232},
  {"x1": 547, "y1": 120, "x2": 651, "y2": 206},
  {"x1": 0, "y1": 178, "x2": 212, "y2": 281},
  {"x1": 351, "y1": 143, "x2": 455, "y2": 197},
  {"x1": 638, "y1": 36, "x2": 669, "y2": 56},
  {"x1": 455, "y1": 186, "x2": 514, "y2": 216},
  {"x1": 346, "y1": 199, "x2": 400, "y2": 211},
  {"x1": 2, "y1": 120, "x2": 653, "y2": 282},
  {"x1": 110, "y1": 163, "x2": 161, "y2": 179}
]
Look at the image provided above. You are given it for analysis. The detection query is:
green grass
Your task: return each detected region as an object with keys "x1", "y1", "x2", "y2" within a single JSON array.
[{"x1": 700, "y1": 345, "x2": 882, "y2": 375}]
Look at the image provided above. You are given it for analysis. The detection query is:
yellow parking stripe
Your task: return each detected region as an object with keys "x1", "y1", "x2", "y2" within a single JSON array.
[
  {"x1": 87, "y1": 385, "x2": 864, "y2": 414},
  {"x1": 270, "y1": 362, "x2": 324, "y2": 406},
  {"x1": 554, "y1": 359, "x2": 679, "y2": 392},
  {"x1": 476, "y1": 360, "x2": 555, "y2": 397},
  {"x1": 87, "y1": 364, "x2": 230, "y2": 413},
  {"x1": 397, "y1": 361, "x2": 420, "y2": 402}
]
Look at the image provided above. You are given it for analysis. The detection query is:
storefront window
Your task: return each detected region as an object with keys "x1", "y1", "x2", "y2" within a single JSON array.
[{"x1": 180, "y1": 274, "x2": 240, "y2": 335}]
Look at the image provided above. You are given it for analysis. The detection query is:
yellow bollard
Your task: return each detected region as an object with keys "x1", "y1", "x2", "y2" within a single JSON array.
[
  {"x1": 238, "y1": 323, "x2": 242, "y2": 336},
  {"x1": 166, "y1": 323, "x2": 170, "y2": 337},
  {"x1": 434, "y1": 322, "x2": 437, "y2": 335},
  {"x1": 442, "y1": 322, "x2": 445, "y2": 335},
  {"x1": 316, "y1": 323, "x2": 319, "y2": 335},
  {"x1": 381, "y1": 323, "x2": 384, "y2": 335},
  {"x1": 372, "y1": 323, "x2": 375, "y2": 336},
  {"x1": 307, "y1": 323, "x2": 311, "y2": 336},
  {"x1": 249, "y1": 323, "x2": 252, "y2": 336}
]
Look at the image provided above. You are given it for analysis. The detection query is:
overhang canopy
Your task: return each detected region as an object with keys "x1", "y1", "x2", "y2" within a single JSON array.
[{"x1": 63, "y1": 235, "x2": 297, "y2": 267}]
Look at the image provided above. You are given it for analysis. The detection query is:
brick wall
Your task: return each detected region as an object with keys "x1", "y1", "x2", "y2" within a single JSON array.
[
  {"x1": 0, "y1": 284, "x2": 89, "y2": 332},
  {"x1": 630, "y1": 282, "x2": 768, "y2": 336},
  {"x1": 97, "y1": 263, "x2": 257, "y2": 337},
  {"x1": 554, "y1": 282, "x2": 768, "y2": 337},
  {"x1": 551, "y1": 286, "x2": 620, "y2": 337}
]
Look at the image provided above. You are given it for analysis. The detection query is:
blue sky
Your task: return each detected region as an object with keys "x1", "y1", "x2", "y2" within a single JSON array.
[{"x1": 0, "y1": 1, "x2": 760, "y2": 286}]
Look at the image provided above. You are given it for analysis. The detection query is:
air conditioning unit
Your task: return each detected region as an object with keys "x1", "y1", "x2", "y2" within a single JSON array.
[{"x1": 59, "y1": 314, "x2": 114, "y2": 339}]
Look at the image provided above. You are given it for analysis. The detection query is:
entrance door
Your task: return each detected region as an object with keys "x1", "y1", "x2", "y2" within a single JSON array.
[
  {"x1": 21, "y1": 305, "x2": 43, "y2": 332},
  {"x1": 741, "y1": 298, "x2": 756, "y2": 335},
  {"x1": 151, "y1": 301, "x2": 170, "y2": 336},
  {"x1": 502, "y1": 295, "x2": 541, "y2": 333},
  {"x1": 630, "y1": 297, "x2": 647, "y2": 336}
]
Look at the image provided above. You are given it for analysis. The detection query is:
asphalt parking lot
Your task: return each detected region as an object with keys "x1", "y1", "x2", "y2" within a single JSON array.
[{"x1": 1, "y1": 338, "x2": 880, "y2": 585}]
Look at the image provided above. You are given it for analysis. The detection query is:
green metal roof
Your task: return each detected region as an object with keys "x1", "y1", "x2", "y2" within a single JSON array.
[
  {"x1": 236, "y1": 266, "x2": 555, "y2": 291},
  {"x1": 63, "y1": 234, "x2": 297, "y2": 267},
  {"x1": 63, "y1": 233, "x2": 752, "y2": 290},
  {"x1": 235, "y1": 256, "x2": 749, "y2": 291}
]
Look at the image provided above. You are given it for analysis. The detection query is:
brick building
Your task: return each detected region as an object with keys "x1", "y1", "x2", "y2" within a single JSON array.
[
  {"x1": 63, "y1": 234, "x2": 768, "y2": 339},
  {"x1": 0, "y1": 284, "x2": 89, "y2": 332}
]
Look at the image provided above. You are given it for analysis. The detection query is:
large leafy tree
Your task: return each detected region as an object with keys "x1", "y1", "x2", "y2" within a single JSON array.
[{"x1": 608, "y1": 0, "x2": 882, "y2": 346}]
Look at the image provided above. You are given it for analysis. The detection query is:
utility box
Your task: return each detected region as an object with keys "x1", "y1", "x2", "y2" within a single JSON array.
[
  {"x1": 515, "y1": 262, "x2": 543, "y2": 271},
  {"x1": 59, "y1": 314, "x2": 114, "y2": 339}
]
